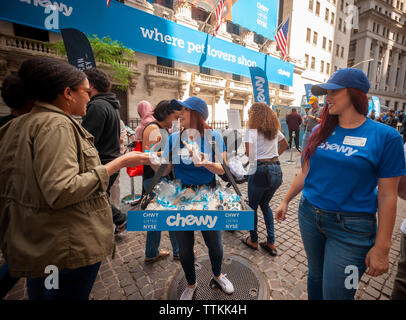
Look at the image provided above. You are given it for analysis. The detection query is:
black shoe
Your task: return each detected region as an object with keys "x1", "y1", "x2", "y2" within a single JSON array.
[
  {"x1": 260, "y1": 242, "x2": 278, "y2": 256},
  {"x1": 296, "y1": 147, "x2": 302, "y2": 152}
]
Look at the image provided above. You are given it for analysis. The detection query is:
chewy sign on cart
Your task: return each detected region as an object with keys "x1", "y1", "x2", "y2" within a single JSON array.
[{"x1": 127, "y1": 210, "x2": 255, "y2": 231}]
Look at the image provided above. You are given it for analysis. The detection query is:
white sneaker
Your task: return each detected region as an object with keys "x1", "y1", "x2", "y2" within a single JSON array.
[
  {"x1": 213, "y1": 274, "x2": 234, "y2": 294},
  {"x1": 180, "y1": 286, "x2": 197, "y2": 300}
]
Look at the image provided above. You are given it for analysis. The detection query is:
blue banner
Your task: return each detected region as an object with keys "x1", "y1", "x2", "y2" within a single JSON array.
[
  {"x1": 249, "y1": 66, "x2": 270, "y2": 106},
  {"x1": 127, "y1": 209, "x2": 255, "y2": 231},
  {"x1": 232, "y1": 0, "x2": 279, "y2": 39},
  {"x1": 368, "y1": 96, "x2": 381, "y2": 117},
  {"x1": 304, "y1": 84, "x2": 313, "y2": 102},
  {"x1": 0, "y1": 0, "x2": 294, "y2": 87}
]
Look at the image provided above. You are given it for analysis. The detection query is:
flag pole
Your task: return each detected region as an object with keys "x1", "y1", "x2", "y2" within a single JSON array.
[
  {"x1": 199, "y1": 0, "x2": 222, "y2": 32},
  {"x1": 260, "y1": 16, "x2": 289, "y2": 52}
]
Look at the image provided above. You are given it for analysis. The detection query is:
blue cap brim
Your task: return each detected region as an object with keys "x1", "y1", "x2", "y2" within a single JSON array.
[
  {"x1": 311, "y1": 83, "x2": 345, "y2": 96},
  {"x1": 169, "y1": 99, "x2": 186, "y2": 111}
]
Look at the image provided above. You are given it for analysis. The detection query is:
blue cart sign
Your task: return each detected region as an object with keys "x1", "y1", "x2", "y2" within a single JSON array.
[{"x1": 127, "y1": 209, "x2": 255, "y2": 231}]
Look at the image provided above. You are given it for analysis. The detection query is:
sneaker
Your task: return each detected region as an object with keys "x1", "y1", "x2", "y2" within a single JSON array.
[
  {"x1": 180, "y1": 286, "x2": 197, "y2": 300},
  {"x1": 212, "y1": 274, "x2": 234, "y2": 295}
]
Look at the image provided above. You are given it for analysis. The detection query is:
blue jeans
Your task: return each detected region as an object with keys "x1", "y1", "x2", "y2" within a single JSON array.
[
  {"x1": 26, "y1": 262, "x2": 101, "y2": 300},
  {"x1": 302, "y1": 131, "x2": 311, "y2": 149},
  {"x1": 143, "y1": 177, "x2": 179, "y2": 259},
  {"x1": 298, "y1": 196, "x2": 377, "y2": 300},
  {"x1": 175, "y1": 231, "x2": 223, "y2": 285},
  {"x1": 248, "y1": 163, "x2": 283, "y2": 244},
  {"x1": 0, "y1": 263, "x2": 19, "y2": 299}
]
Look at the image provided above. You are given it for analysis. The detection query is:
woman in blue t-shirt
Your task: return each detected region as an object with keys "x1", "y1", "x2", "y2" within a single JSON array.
[
  {"x1": 159, "y1": 97, "x2": 234, "y2": 300},
  {"x1": 275, "y1": 68, "x2": 406, "y2": 300}
]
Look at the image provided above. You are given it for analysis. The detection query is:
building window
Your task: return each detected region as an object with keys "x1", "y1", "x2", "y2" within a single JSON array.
[
  {"x1": 320, "y1": 60, "x2": 325, "y2": 73},
  {"x1": 311, "y1": 57, "x2": 316, "y2": 70},
  {"x1": 148, "y1": 0, "x2": 173, "y2": 9},
  {"x1": 325, "y1": 8, "x2": 330, "y2": 21},
  {"x1": 341, "y1": 46, "x2": 344, "y2": 58},
  {"x1": 313, "y1": 31, "x2": 318, "y2": 45},
  {"x1": 336, "y1": 44, "x2": 340, "y2": 56},
  {"x1": 338, "y1": 18, "x2": 342, "y2": 30},
  {"x1": 309, "y1": 0, "x2": 314, "y2": 11},
  {"x1": 328, "y1": 40, "x2": 332, "y2": 52},
  {"x1": 226, "y1": 21, "x2": 240, "y2": 35},
  {"x1": 254, "y1": 33, "x2": 265, "y2": 45},
  {"x1": 157, "y1": 57, "x2": 174, "y2": 68},
  {"x1": 340, "y1": 0, "x2": 344, "y2": 11},
  {"x1": 232, "y1": 74, "x2": 241, "y2": 81},
  {"x1": 322, "y1": 37, "x2": 327, "y2": 50},
  {"x1": 326, "y1": 63, "x2": 331, "y2": 74},
  {"x1": 200, "y1": 66, "x2": 212, "y2": 75},
  {"x1": 331, "y1": 12, "x2": 335, "y2": 24},
  {"x1": 306, "y1": 28, "x2": 311, "y2": 42},
  {"x1": 316, "y1": 1, "x2": 320, "y2": 15},
  {"x1": 334, "y1": 66, "x2": 338, "y2": 72},
  {"x1": 305, "y1": 54, "x2": 310, "y2": 68}
]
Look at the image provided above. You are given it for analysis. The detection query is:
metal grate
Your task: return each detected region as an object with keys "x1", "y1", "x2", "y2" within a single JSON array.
[{"x1": 168, "y1": 255, "x2": 268, "y2": 300}]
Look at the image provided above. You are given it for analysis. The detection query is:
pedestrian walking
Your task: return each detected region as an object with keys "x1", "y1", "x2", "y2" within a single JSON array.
[
  {"x1": 286, "y1": 107, "x2": 302, "y2": 152},
  {"x1": 0, "y1": 57, "x2": 150, "y2": 300},
  {"x1": 81, "y1": 68, "x2": 127, "y2": 233},
  {"x1": 275, "y1": 68, "x2": 406, "y2": 300},
  {"x1": 302, "y1": 96, "x2": 322, "y2": 149},
  {"x1": 241, "y1": 103, "x2": 288, "y2": 256},
  {"x1": 385, "y1": 110, "x2": 398, "y2": 129}
]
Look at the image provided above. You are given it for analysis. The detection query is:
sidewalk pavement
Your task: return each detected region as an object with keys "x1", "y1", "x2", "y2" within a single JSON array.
[{"x1": 2, "y1": 149, "x2": 406, "y2": 300}]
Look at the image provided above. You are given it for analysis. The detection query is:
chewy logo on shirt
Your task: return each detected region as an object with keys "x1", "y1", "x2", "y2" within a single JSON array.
[{"x1": 318, "y1": 141, "x2": 359, "y2": 157}]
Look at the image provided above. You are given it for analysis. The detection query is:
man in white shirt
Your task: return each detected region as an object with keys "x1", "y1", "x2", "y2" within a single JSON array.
[{"x1": 392, "y1": 143, "x2": 406, "y2": 299}]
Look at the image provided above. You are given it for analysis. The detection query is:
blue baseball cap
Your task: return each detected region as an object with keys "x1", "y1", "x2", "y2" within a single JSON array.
[
  {"x1": 311, "y1": 68, "x2": 370, "y2": 96},
  {"x1": 170, "y1": 97, "x2": 209, "y2": 120}
]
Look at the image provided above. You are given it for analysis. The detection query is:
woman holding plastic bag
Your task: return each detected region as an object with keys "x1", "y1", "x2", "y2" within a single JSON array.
[
  {"x1": 241, "y1": 103, "x2": 288, "y2": 256},
  {"x1": 155, "y1": 96, "x2": 234, "y2": 300}
]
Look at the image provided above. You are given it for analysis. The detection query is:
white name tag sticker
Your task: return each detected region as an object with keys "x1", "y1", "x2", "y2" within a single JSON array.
[{"x1": 343, "y1": 136, "x2": 367, "y2": 147}]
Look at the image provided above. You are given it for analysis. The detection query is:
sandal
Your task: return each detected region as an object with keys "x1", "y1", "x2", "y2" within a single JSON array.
[
  {"x1": 145, "y1": 250, "x2": 170, "y2": 264},
  {"x1": 260, "y1": 242, "x2": 278, "y2": 256},
  {"x1": 241, "y1": 236, "x2": 258, "y2": 250}
]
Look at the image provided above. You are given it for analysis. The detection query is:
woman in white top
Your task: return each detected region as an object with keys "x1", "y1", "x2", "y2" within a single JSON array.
[{"x1": 242, "y1": 102, "x2": 288, "y2": 256}]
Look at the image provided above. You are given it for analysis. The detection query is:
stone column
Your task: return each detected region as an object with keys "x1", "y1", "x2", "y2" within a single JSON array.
[
  {"x1": 370, "y1": 40, "x2": 380, "y2": 89},
  {"x1": 379, "y1": 45, "x2": 391, "y2": 91},
  {"x1": 398, "y1": 53, "x2": 406, "y2": 95},
  {"x1": 389, "y1": 48, "x2": 400, "y2": 92}
]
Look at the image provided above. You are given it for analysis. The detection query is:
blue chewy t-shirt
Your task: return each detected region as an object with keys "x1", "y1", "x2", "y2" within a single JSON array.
[
  {"x1": 162, "y1": 129, "x2": 226, "y2": 186},
  {"x1": 303, "y1": 118, "x2": 406, "y2": 214}
]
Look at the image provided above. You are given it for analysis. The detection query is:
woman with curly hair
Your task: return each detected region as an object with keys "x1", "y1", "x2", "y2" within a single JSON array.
[{"x1": 241, "y1": 102, "x2": 288, "y2": 256}]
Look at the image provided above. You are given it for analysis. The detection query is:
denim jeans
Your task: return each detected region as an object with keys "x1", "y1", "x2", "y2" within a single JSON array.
[
  {"x1": 26, "y1": 262, "x2": 101, "y2": 300},
  {"x1": 248, "y1": 163, "x2": 283, "y2": 244},
  {"x1": 143, "y1": 177, "x2": 179, "y2": 259},
  {"x1": 0, "y1": 263, "x2": 19, "y2": 299},
  {"x1": 298, "y1": 196, "x2": 377, "y2": 300},
  {"x1": 175, "y1": 231, "x2": 223, "y2": 285},
  {"x1": 302, "y1": 131, "x2": 311, "y2": 149}
]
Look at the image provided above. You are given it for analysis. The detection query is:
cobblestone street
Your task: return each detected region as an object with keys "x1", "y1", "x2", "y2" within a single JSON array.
[{"x1": 2, "y1": 150, "x2": 406, "y2": 300}]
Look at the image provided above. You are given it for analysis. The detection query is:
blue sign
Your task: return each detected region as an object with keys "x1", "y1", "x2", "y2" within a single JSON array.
[
  {"x1": 249, "y1": 66, "x2": 270, "y2": 105},
  {"x1": 127, "y1": 209, "x2": 254, "y2": 231},
  {"x1": 232, "y1": 0, "x2": 279, "y2": 39},
  {"x1": 304, "y1": 84, "x2": 313, "y2": 102},
  {"x1": 368, "y1": 96, "x2": 381, "y2": 117},
  {"x1": 0, "y1": 0, "x2": 294, "y2": 87}
]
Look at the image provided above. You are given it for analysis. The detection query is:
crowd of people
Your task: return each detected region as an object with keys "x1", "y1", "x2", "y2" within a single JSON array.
[{"x1": 0, "y1": 57, "x2": 405, "y2": 301}]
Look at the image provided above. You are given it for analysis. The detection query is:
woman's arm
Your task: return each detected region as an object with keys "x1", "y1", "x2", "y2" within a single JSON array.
[
  {"x1": 274, "y1": 163, "x2": 309, "y2": 222},
  {"x1": 195, "y1": 151, "x2": 226, "y2": 175},
  {"x1": 278, "y1": 138, "x2": 289, "y2": 155},
  {"x1": 365, "y1": 177, "x2": 400, "y2": 276}
]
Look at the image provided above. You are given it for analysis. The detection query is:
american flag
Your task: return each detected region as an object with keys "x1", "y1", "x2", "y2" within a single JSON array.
[
  {"x1": 213, "y1": 0, "x2": 226, "y2": 36},
  {"x1": 107, "y1": 0, "x2": 111, "y2": 6},
  {"x1": 275, "y1": 18, "x2": 290, "y2": 62}
]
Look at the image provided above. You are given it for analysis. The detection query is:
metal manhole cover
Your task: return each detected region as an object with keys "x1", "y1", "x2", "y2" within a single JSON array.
[{"x1": 168, "y1": 255, "x2": 269, "y2": 300}]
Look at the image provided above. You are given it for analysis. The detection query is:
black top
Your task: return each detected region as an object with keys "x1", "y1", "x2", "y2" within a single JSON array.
[
  {"x1": 81, "y1": 93, "x2": 121, "y2": 165},
  {"x1": 0, "y1": 114, "x2": 16, "y2": 128}
]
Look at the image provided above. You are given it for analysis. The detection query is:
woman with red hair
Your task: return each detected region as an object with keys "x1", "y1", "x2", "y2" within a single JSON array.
[{"x1": 275, "y1": 68, "x2": 406, "y2": 300}]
